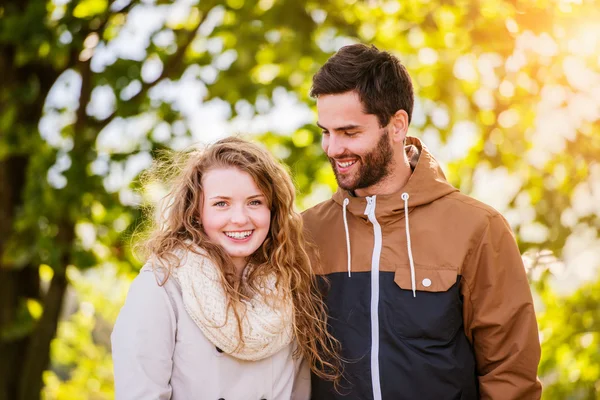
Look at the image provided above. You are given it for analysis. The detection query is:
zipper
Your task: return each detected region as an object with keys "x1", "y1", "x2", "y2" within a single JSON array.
[{"x1": 364, "y1": 196, "x2": 382, "y2": 400}]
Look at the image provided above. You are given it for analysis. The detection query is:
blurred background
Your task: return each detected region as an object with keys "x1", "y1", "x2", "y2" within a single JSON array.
[{"x1": 1, "y1": 0, "x2": 599, "y2": 398}]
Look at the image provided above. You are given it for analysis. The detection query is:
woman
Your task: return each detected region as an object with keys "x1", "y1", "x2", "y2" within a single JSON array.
[{"x1": 111, "y1": 137, "x2": 341, "y2": 399}]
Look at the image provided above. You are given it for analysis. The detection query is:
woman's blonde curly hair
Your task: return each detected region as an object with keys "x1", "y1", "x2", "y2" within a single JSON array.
[{"x1": 140, "y1": 136, "x2": 342, "y2": 385}]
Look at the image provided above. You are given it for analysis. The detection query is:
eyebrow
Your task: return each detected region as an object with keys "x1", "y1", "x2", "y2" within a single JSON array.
[
  {"x1": 208, "y1": 194, "x2": 265, "y2": 201},
  {"x1": 316, "y1": 122, "x2": 362, "y2": 132}
]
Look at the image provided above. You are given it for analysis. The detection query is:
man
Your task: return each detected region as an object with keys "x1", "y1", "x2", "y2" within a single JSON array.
[{"x1": 302, "y1": 44, "x2": 542, "y2": 399}]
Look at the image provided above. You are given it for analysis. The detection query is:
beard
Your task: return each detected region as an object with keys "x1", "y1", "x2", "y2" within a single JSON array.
[{"x1": 329, "y1": 129, "x2": 395, "y2": 192}]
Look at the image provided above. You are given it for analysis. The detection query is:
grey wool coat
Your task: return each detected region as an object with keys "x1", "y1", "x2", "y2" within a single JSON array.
[{"x1": 111, "y1": 268, "x2": 310, "y2": 400}]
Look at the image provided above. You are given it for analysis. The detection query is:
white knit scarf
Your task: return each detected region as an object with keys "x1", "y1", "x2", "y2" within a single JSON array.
[{"x1": 169, "y1": 248, "x2": 294, "y2": 361}]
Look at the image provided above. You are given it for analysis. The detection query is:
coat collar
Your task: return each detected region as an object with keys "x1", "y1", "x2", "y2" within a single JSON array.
[{"x1": 332, "y1": 136, "x2": 457, "y2": 221}]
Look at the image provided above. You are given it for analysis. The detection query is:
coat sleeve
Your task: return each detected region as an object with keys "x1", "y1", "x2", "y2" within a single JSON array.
[
  {"x1": 462, "y1": 213, "x2": 542, "y2": 399},
  {"x1": 111, "y1": 271, "x2": 176, "y2": 400}
]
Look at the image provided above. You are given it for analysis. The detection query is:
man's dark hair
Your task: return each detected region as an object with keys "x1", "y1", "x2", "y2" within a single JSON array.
[{"x1": 310, "y1": 44, "x2": 414, "y2": 127}]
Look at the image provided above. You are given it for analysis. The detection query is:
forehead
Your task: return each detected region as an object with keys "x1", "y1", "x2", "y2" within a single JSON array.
[
  {"x1": 202, "y1": 167, "x2": 261, "y2": 195},
  {"x1": 316, "y1": 91, "x2": 377, "y2": 129}
]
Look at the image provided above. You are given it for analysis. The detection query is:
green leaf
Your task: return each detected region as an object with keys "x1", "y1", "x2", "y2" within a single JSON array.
[{"x1": 73, "y1": 0, "x2": 108, "y2": 19}]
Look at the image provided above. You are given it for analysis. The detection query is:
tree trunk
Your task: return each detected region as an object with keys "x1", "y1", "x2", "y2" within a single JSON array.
[
  {"x1": 0, "y1": 154, "x2": 72, "y2": 400},
  {"x1": 0, "y1": 153, "x2": 35, "y2": 400},
  {"x1": 18, "y1": 271, "x2": 69, "y2": 400},
  {"x1": 0, "y1": 268, "x2": 69, "y2": 400},
  {"x1": 0, "y1": 61, "x2": 69, "y2": 399},
  {"x1": 0, "y1": 268, "x2": 39, "y2": 400}
]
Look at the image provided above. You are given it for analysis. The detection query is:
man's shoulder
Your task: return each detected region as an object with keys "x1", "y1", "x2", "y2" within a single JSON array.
[
  {"x1": 442, "y1": 191, "x2": 502, "y2": 221},
  {"x1": 301, "y1": 198, "x2": 339, "y2": 225},
  {"x1": 301, "y1": 198, "x2": 348, "y2": 247}
]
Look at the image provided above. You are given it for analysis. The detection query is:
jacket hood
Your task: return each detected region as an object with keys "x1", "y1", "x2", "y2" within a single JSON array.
[{"x1": 332, "y1": 136, "x2": 458, "y2": 221}]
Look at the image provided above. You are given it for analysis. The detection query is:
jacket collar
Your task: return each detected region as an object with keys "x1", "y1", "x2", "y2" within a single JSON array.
[{"x1": 332, "y1": 136, "x2": 457, "y2": 221}]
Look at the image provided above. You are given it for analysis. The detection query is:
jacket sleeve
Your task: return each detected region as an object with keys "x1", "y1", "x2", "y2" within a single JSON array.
[
  {"x1": 111, "y1": 271, "x2": 176, "y2": 400},
  {"x1": 462, "y1": 213, "x2": 542, "y2": 399}
]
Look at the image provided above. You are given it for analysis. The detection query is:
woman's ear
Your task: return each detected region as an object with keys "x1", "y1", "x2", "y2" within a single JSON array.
[{"x1": 390, "y1": 109, "x2": 409, "y2": 144}]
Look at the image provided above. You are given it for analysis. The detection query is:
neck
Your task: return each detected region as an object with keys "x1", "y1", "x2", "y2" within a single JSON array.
[
  {"x1": 233, "y1": 258, "x2": 247, "y2": 279},
  {"x1": 354, "y1": 155, "x2": 412, "y2": 197}
]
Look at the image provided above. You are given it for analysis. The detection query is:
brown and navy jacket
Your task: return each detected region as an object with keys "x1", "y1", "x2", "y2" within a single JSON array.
[{"x1": 302, "y1": 137, "x2": 542, "y2": 400}]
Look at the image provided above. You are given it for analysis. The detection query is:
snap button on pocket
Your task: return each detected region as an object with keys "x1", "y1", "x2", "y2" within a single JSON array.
[{"x1": 395, "y1": 267, "x2": 456, "y2": 292}]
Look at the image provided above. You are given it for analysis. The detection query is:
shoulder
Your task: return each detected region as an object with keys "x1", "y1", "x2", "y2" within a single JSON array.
[
  {"x1": 424, "y1": 192, "x2": 516, "y2": 250},
  {"x1": 124, "y1": 265, "x2": 183, "y2": 315},
  {"x1": 301, "y1": 198, "x2": 340, "y2": 230},
  {"x1": 130, "y1": 266, "x2": 170, "y2": 295},
  {"x1": 112, "y1": 266, "x2": 181, "y2": 345},
  {"x1": 441, "y1": 191, "x2": 511, "y2": 232},
  {"x1": 439, "y1": 192, "x2": 518, "y2": 253},
  {"x1": 443, "y1": 192, "x2": 501, "y2": 219}
]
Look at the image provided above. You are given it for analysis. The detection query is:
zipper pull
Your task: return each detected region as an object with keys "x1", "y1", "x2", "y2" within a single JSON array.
[{"x1": 364, "y1": 196, "x2": 376, "y2": 216}]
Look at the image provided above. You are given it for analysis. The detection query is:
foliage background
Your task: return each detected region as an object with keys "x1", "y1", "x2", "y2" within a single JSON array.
[{"x1": 0, "y1": 0, "x2": 599, "y2": 399}]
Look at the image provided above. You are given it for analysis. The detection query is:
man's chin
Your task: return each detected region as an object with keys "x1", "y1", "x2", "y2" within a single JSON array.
[{"x1": 335, "y1": 177, "x2": 358, "y2": 191}]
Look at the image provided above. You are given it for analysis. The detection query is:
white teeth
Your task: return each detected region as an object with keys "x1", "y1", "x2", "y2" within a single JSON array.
[
  {"x1": 338, "y1": 160, "x2": 357, "y2": 168},
  {"x1": 224, "y1": 230, "x2": 252, "y2": 239}
]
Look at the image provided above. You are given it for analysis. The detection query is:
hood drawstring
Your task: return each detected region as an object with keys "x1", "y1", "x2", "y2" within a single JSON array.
[
  {"x1": 401, "y1": 193, "x2": 417, "y2": 297},
  {"x1": 342, "y1": 198, "x2": 352, "y2": 277},
  {"x1": 342, "y1": 194, "x2": 416, "y2": 294}
]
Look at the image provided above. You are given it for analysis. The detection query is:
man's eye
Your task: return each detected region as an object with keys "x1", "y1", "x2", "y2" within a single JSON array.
[
  {"x1": 321, "y1": 130, "x2": 329, "y2": 135},
  {"x1": 346, "y1": 131, "x2": 358, "y2": 136}
]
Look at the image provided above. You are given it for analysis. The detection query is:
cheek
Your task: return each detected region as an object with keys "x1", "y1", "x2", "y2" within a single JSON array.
[
  {"x1": 351, "y1": 140, "x2": 370, "y2": 157},
  {"x1": 254, "y1": 209, "x2": 271, "y2": 232},
  {"x1": 200, "y1": 212, "x2": 225, "y2": 238}
]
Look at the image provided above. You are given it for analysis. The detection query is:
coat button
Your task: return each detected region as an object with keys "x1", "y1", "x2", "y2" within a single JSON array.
[{"x1": 422, "y1": 278, "x2": 432, "y2": 287}]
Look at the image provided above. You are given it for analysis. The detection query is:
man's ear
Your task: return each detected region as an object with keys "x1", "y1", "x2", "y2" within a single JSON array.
[{"x1": 390, "y1": 109, "x2": 409, "y2": 144}]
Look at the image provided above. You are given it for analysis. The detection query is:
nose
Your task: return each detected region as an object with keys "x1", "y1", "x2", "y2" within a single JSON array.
[
  {"x1": 324, "y1": 133, "x2": 343, "y2": 159},
  {"x1": 230, "y1": 205, "x2": 249, "y2": 225}
]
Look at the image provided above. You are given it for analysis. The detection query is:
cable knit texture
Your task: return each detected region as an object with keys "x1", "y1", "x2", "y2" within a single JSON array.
[{"x1": 166, "y1": 248, "x2": 294, "y2": 361}]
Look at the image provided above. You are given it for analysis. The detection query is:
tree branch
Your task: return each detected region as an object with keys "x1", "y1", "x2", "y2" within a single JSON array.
[
  {"x1": 60, "y1": 0, "x2": 140, "y2": 79},
  {"x1": 99, "y1": 0, "x2": 139, "y2": 36},
  {"x1": 96, "y1": 8, "x2": 210, "y2": 131},
  {"x1": 73, "y1": 59, "x2": 94, "y2": 140}
]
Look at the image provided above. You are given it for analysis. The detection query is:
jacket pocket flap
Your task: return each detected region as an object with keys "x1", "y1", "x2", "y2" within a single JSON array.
[{"x1": 394, "y1": 267, "x2": 457, "y2": 292}]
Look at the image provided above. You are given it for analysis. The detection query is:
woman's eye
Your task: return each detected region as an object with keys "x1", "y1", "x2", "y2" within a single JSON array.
[
  {"x1": 249, "y1": 200, "x2": 262, "y2": 206},
  {"x1": 213, "y1": 201, "x2": 227, "y2": 207}
]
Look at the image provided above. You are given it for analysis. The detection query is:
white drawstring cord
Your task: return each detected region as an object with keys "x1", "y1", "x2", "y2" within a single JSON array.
[
  {"x1": 401, "y1": 193, "x2": 417, "y2": 298},
  {"x1": 342, "y1": 198, "x2": 352, "y2": 277}
]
